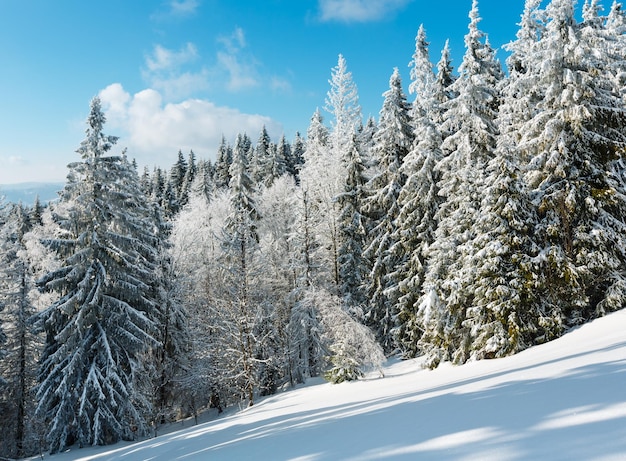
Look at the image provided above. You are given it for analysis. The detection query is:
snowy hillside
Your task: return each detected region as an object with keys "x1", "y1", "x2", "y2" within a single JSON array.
[{"x1": 36, "y1": 309, "x2": 626, "y2": 461}]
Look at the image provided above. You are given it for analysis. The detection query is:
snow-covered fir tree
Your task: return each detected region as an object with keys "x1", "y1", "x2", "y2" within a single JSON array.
[
  {"x1": 215, "y1": 133, "x2": 264, "y2": 406},
  {"x1": 214, "y1": 136, "x2": 233, "y2": 190},
  {"x1": 35, "y1": 98, "x2": 160, "y2": 452},
  {"x1": 0, "y1": 203, "x2": 42, "y2": 458},
  {"x1": 417, "y1": 0, "x2": 504, "y2": 367},
  {"x1": 362, "y1": 67, "x2": 413, "y2": 352},
  {"x1": 521, "y1": 0, "x2": 626, "y2": 331},
  {"x1": 336, "y1": 134, "x2": 369, "y2": 315},
  {"x1": 393, "y1": 26, "x2": 444, "y2": 357}
]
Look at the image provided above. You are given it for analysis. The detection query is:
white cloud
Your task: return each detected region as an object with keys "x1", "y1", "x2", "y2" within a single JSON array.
[
  {"x1": 318, "y1": 0, "x2": 412, "y2": 22},
  {"x1": 169, "y1": 0, "x2": 199, "y2": 16},
  {"x1": 216, "y1": 28, "x2": 260, "y2": 91},
  {"x1": 142, "y1": 43, "x2": 209, "y2": 100},
  {"x1": 145, "y1": 43, "x2": 198, "y2": 72},
  {"x1": 217, "y1": 52, "x2": 259, "y2": 91},
  {"x1": 217, "y1": 27, "x2": 247, "y2": 53},
  {"x1": 98, "y1": 84, "x2": 282, "y2": 169},
  {"x1": 270, "y1": 76, "x2": 293, "y2": 93}
]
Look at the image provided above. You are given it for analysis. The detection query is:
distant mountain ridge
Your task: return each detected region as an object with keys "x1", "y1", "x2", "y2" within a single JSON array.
[{"x1": 0, "y1": 182, "x2": 64, "y2": 204}]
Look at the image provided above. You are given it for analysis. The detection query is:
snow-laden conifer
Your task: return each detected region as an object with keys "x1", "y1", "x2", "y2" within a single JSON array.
[
  {"x1": 35, "y1": 98, "x2": 159, "y2": 452},
  {"x1": 394, "y1": 28, "x2": 444, "y2": 357},
  {"x1": 362, "y1": 68, "x2": 412, "y2": 352},
  {"x1": 521, "y1": 0, "x2": 626, "y2": 328},
  {"x1": 0, "y1": 203, "x2": 42, "y2": 458},
  {"x1": 417, "y1": 0, "x2": 503, "y2": 367},
  {"x1": 336, "y1": 134, "x2": 369, "y2": 315}
]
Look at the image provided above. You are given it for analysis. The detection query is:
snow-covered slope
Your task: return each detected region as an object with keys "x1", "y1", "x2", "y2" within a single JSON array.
[{"x1": 40, "y1": 310, "x2": 626, "y2": 461}]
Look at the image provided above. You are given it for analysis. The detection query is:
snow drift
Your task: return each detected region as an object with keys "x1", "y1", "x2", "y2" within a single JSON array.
[{"x1": 37, "y1": 309, "x2": 626, "y2": 460}]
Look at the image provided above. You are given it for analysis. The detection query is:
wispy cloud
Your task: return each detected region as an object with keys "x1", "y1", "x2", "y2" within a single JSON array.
[
  {"x1": 318, "y1": 0, "x2": 412, "y2": 23},
  {"x1": 98, "y1": 83, "x2": 282, "y2": 168},
  {"x1": 146, "y1": 43, "x2": 198, "y2": 72},
  {"x1": 216, "y1": 28, "x2": 260, "y2": 91},
  {"x1": 169, "y1": 0, "x2": 199, "y2": 17},
  {"x1": 142, "y1": 43, "x2": 210, "y2": 100},
  {"x1": 152, "y1": 0, "x2": 200, "y2": 21}
]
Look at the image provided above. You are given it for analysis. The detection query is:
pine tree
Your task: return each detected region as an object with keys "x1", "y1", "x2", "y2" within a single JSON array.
[
  {"x1": 35, "y1": 98, "x2": 159, "y2": 452},
  {"x1": 0, "y1": 203, "x2": 41, "y2": 458},
  {"x1": 288, "y1": 131, "x2": 305, "y2": 184},
  {"x1": 393, "y1": 27, "x2": 443, "y2": 357},
  {"x1": 214, "y1": 136, "x2": 233, "y2": 190},
  {"x1": 216, "y1": 133, "x2": 263, "y2": 406},
  {"x1": 362, "y1": 68, "x2": 413, "y2": 352},
  {"x1": 521, "y1": 0, "x2": 626, "y2": 329},
  {"x1": 417, "y1": 0, "x2": 503, "y2": 367},
  {"x1": 337, "y1": 134, "x2": 369, "y2": 315}
]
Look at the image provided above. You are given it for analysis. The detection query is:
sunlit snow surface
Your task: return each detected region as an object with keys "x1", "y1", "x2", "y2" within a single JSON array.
[{"x1": 38, "y1": 310, "x2": 626, "y2": 461}]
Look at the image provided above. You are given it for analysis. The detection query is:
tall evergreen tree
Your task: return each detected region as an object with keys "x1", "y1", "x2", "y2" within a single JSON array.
[
  {"x1": 325, "y1": 54, "x2": 362, "y2": 157},
  {"x1": 362, "y1": 68, "x2": 413, "y2": 352},
  {"x1": 35, "y1": 98, "x2": 159, "y2": 452},
  {"x1": 0, "y1": 203, "x2": 41, "y2": 458},
  {"x1": 417, "y1": 0, "x2": 503, "y2": 367},
  {"x1": 337, "y1": 134, "x2": 369, "y2": 315},
  {"x1": 289, "y1": 131, "x2": 306, "y2": 184},
  {"x1": 521, "y1": 0, "x2": 626, "y2": 330},
  {"x1": 394, "y1": 27, "x2": 444, "y2": 357},
  {"x1": 215, "y1": 133, "x2": 263, "y2": 406},
  {"x1": 214, "y1": 136, "x2": 233, "y2": 190}
]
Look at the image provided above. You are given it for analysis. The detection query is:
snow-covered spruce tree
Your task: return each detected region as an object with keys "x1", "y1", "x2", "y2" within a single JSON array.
[
  {"x1": 454, "y1": 0, "x2": 546, "y2": 361},
  {"x1": 287, "y1": 132, "x2": 305, "y2": 184},
  {"x1": 35, "y1": 98, "x2": 159, "y2": 452},
  {"x1": 316, "y1": 289, "x2": 385, "y2": 384},
  {"x1": 0, "y1": 203, "x2": 41, "y2": 458},
  {"x1": 191, "y1": 159, "x2": 215, "y2": 204},
  {"x1": 251, "y1": 125, "x2": 272, "y2": 185},
  {"x1": 167, "y1": 150, "x2": 189, "y2": 215},
  {"x1": 432, "y1": 40, "x2": 458, "y2": 133},
  {"x1": 146, "y1": 202, "x2": 191, "y2": 426},
  {"x1": 416, "y1": 0, "x2": 503, "y2": 368},
  {"x1": 362, "y1": 67, "x2": 413, "y2": 353},
  {"x1": 214, "y1": 136, "x2": 233, "y2": 190},
  {"x1": 393, "y1": 26, "x2": 444, "y2": 358},
  {"x1": 215, "y1": 134, "x2": 264, "y2": 406},
  {"x1": 499, "y1": 0, "x2": 545, "y2": 163},
  {"x1": 605, "y1": 0, "x2": 626, "y2": 99},
  {"x1": 336, "y1": 134, "x2": 369, "y2": 316},
  {"x1": 521, "y1": 0, "x2": 626, "y2": 330}
]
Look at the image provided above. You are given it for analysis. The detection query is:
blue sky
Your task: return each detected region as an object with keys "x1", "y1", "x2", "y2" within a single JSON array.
[{"x1": 0, "y1": 0, "x2": 529, "y2": 185}]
